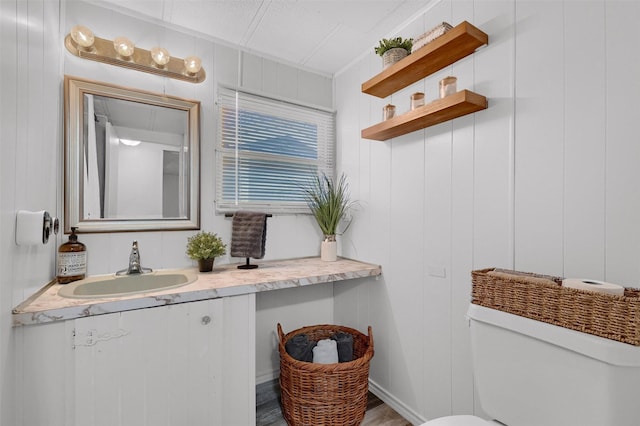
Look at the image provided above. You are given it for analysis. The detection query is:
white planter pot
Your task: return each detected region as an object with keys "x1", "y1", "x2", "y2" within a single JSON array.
[{"x1": 321, "y1": 240, "x2": 337, "y2": 262}]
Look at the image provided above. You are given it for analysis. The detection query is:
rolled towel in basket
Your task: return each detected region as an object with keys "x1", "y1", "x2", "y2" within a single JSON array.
[
  {"x1": 312, "y1": 339, "x2": 339, "y2": 364},
  {"x1": 285, "y1": 333, "x2": 316, "y2": 362},
  {"x1": 331, "y1": 332, "x2": 353, "y2": 362}
]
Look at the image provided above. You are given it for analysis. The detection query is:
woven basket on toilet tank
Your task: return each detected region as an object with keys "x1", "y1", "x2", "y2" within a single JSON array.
[
  {"x1": 471, "y1": 268, "x2": 640, "y2": 345},
  {"x1": 277, "y1": 323, "x2": 374, "y2": 426}
]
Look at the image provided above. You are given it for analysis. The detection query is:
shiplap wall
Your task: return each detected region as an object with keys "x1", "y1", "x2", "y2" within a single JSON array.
[
  {"x1": 58, "y1": 1, "x2": 332, "y2": 281},
  {"x1": 5, "y1": 0, "x2": 640, "y2": 425},
  {"x1": 1, "y1": 1, "x2": 62, "y2": 425},
  {"x1": 334, "y1": 0, "x2": 640, "y2": 423},
  {"x1": 2, "y1": 1, "x2": 334, "y2": 425}
]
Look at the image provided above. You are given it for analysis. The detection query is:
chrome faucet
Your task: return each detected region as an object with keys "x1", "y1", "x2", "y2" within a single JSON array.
[{"x1": 116, "y1": 241, "x2": 153, "y2": 276}]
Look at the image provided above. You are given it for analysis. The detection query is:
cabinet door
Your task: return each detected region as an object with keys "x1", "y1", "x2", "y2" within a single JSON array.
[{"x1": 73, "y1": 299, "x2": 224, "y2": 426}]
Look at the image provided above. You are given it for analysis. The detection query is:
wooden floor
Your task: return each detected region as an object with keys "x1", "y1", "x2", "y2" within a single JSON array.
[{"x1": 256, "y1": 379, "x2": 412, "y2": 425}]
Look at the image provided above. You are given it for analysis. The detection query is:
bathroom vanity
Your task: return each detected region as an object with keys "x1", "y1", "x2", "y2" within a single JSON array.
[{"x1": 13, "y1": 257, "x2": 381, "y2": 426}]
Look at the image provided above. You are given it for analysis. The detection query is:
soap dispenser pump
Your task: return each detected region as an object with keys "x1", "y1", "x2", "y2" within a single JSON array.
[{"x1": 56, "y1": 227, "x2": 87, "y2": 284}]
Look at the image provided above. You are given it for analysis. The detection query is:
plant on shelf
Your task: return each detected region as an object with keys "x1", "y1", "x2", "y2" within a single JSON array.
[
  {"x1": 374, "y1": 37, "x2": 413, "y2": 56},
  {"x1": 375, "y1": 37, "x2": 413, "y2": 69},
  {"x1": 186, "y1": 231, "x2": 227, "y2": 272},
  {"x1": 302, "y1": 173, "x2": 356, "y2": 262}
]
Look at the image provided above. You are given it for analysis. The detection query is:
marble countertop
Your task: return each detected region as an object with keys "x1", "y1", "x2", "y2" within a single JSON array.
[{"x1": 12, "y1": 257, "x2": 381, "y2": 327}]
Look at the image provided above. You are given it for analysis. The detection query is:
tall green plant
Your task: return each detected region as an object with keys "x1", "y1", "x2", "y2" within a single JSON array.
[{"x1": 303, "y1": 173, "x2": 355, "y2": 237}]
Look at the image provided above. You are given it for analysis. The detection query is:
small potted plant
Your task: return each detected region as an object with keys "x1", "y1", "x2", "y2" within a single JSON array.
[
  {"x1": 186, "y1": 231, "x2": 227, "y2": 272},
  {"x1": 375, "y1": 37, "x2": 413, "y2": 69},
  {"x1": 302, "y1": 173, "x2": 356, "y2": 262}
]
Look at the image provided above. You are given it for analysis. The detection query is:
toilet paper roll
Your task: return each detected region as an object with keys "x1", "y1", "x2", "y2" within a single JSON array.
[
  {"x1": 562, "y1": 278, "x2": 625, "y2": 296},
  {"x1": 15, "y1": 210, "x2": 51, "y2": 246}
]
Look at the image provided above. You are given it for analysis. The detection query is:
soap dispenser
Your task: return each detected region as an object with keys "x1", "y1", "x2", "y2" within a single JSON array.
[{"x1": 56, "y1": 227, "x2": 87, "y2": 284}]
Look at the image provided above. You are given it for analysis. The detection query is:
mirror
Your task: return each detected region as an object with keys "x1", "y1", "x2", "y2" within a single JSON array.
[{"x1": 64, "y1": 76, "x2": 200, "y2": 233}]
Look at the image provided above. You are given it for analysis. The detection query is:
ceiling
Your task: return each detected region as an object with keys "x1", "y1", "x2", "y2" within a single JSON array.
[{"x1": 97, "y1": 0, "x2": 433, "y2": 75}]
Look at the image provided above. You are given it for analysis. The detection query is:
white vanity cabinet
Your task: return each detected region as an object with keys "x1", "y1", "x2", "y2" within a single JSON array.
[
  {"x1": 19, "y1": 294, "x2": 255, "y2": 426},
  {"x1": 15, "y1": 258, "x2": 382, "y2": 426}
]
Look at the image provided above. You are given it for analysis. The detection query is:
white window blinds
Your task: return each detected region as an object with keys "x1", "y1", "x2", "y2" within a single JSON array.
[{"x1": 216, "y1": 87, "x2": 335, "y2": 214}]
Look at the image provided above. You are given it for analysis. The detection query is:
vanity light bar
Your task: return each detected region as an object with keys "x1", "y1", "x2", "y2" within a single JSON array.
[{"x1": 64, "y1": 25, "x2": 206, "y2": 84}]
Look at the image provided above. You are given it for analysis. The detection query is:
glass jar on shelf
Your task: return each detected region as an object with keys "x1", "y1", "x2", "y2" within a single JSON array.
[
  {"x1": 383, "y1": 104, "x2": 396, "y2": 120},
  {"x1": 411, "y1": 92, "x2": 425, "y2": 110},
  {"x1": 439, "y1": 76, "x2": 457, "y2": 98}
]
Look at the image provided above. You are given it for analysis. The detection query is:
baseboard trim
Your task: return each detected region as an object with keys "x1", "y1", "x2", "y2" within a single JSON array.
[
  {"x1": 256, "y1": 370, "x2": 279, "y2": 386},
  {"x1": 368, "y1": 378, "x2": 426, "y2": 425}
]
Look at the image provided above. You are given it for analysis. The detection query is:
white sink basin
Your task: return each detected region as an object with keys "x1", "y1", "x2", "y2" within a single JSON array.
[{"x1": 57, "y1": 270, "x2": 198, "y2": 299}]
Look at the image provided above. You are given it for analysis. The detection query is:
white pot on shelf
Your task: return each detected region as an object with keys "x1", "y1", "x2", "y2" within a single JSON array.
[{"x1": 321, "y1": 235, "x2": 337, "y2": 262}]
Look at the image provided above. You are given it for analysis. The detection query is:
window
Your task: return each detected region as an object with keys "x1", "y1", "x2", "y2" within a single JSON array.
[{"x1": 216, "y1": 87, "x2": 335, "y2": 214}]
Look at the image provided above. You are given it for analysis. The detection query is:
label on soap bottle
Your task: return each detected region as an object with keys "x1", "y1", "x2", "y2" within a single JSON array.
[{"x1": 57, "y1": 252, "x2": 87, "y2": 276}]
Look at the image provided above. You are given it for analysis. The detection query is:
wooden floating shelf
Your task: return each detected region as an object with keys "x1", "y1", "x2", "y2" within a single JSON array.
[
  {"x1": 362, "y1": 21, "x2": 488, "y2": 99},
  {"x1": 361, "y1": 90, "x2": 487, "y2": 141}
]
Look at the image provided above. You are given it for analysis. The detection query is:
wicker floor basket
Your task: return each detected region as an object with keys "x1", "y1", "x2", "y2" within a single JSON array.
[
  {"x1": 471, "y1": 268, "x2": 640, "y2": 345},
  {"x1": 277, "y1": 323, "x2": 374, "y2": 426}
]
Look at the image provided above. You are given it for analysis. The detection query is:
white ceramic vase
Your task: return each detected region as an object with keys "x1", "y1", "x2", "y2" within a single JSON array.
[{"x1": 321, "y1": 236, "x2": 337, "y2": 262}]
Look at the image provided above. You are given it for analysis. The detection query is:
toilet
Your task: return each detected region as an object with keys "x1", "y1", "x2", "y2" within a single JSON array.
[{"x1": 421, "y1": 304, "x2": 640, "y2": 426}]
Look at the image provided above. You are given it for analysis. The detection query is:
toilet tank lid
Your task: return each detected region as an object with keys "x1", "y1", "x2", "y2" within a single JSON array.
[{"x1": 467, "y1": 304, "x2": 640, "y2": 367}]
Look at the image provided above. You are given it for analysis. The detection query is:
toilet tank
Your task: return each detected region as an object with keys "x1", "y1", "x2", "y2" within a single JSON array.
[{"x1": 468, "y1": 304, "x2": 640, "y2": 426}]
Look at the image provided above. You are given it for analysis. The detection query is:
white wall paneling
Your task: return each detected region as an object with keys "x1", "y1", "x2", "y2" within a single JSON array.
[
  {"x1": 0, "y1": 2, "x2": 19, "y2": 423},
  {"x1": 450, "y1": 0, "x2": 478, "y2": 416},
  {"x1": 421, "y1": 0, "x2": 455, "y2": 419},
  {"x1": 605, "y1": 2, "x2": 640, "y2": 286},
  {"x1": 562, "y1": 1, "x2": 606, "y2": 280},
  {"x1": 468, "y1": 0, "x2": 516, "y2": 415},
  {"x1": 5, "y1": 1, "x2": 334, "y2": 425},
  {"x1": 6, "y1": 0, "x2": 640, "y2": 425},
  {"x1": 334, "y1": 0, "x2": 640, "y2": 423},
  {"x1": 513, "y1": 0, "x2": 565, "y2": 275},
  {"x1": 2, "y1": 1, "x2": 62, "y2": 425},
  {"x1": 59, "y1": 0, "x2": 331, "y2": 276},
  {"x1": 472, "y1": 1, "x2": 515, "y2": 272}
]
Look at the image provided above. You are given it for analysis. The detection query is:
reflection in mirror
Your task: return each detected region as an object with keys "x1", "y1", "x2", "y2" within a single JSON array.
[
  {"x1": 85, "y1": 95, "x2": 187, "y2": 220},
  {"x1": 65, "y1": 76, "x2": 200, "y2": 233}
]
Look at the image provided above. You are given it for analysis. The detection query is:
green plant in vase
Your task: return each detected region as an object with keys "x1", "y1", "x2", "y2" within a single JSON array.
[
  {"x1": 303, "y1": 173, "x2": 356, "y2": 261},
  {"x1": 186, "y1": 231, "x2": 227, "y2": 272},
  {"x1": 374, "y1": 37, "x2": 413, "y2": 69},
  {"x1": 374, "y1": 37, "x2": 413, "y2": 56}
]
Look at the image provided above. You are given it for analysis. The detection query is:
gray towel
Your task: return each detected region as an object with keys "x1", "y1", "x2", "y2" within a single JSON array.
[
  {"x1": 331, "y1": 332, "x2": 354, "y2": 362},
  {"x1": 230, "y1": 211, "x2": 267, "y2": 259},
  {"x1": 285, "y1": 333, "x2": 316, "y2": 362}
]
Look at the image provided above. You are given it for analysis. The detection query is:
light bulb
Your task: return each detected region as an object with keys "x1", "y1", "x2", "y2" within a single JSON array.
[
  {"x1": 150, "y1": 47, "x2": 170, "y2": 66},
  {"x1": 70, "y1": 25, "x2": 95, "y2": 48},
  {"x1": 113, "y1": 36, "x2": 135, "y2": 58},
  {"x1": 120, "y1": 138, "x2": 141, "y2": 147},
  {"x1": 184, "y1": 56, "x2": 202, "y2": 74}
]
